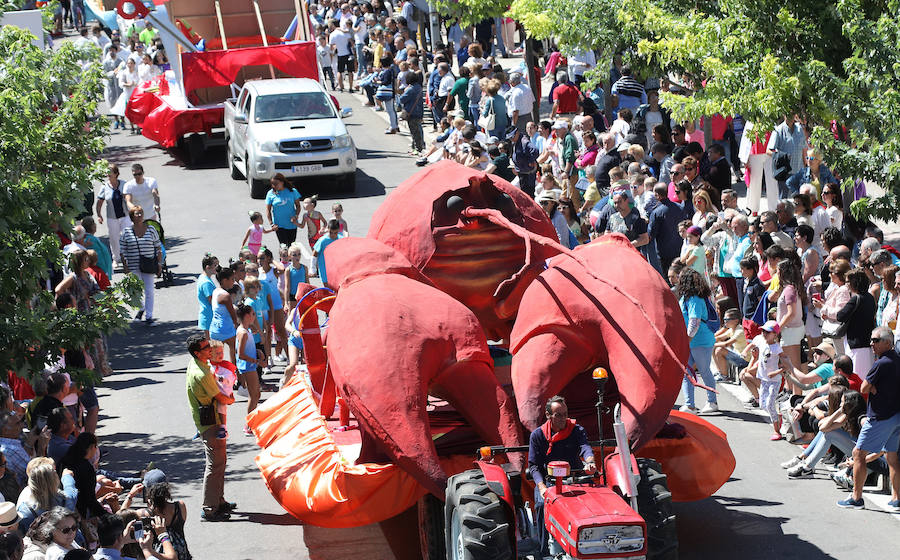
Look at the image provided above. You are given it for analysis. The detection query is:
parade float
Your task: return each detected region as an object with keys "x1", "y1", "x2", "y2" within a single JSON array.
[{"x1": 248, "y1": 161, "x2": 735, "y2": 558}]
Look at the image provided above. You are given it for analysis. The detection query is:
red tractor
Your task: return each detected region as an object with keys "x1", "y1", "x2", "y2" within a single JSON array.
[{"x1": 442, "y1": 369, "x2": 678, "y2": 560}]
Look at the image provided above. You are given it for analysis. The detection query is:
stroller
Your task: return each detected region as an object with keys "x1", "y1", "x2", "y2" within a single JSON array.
[{"x1": 144, "y1": 219, "x2": 175, "y2": 286}]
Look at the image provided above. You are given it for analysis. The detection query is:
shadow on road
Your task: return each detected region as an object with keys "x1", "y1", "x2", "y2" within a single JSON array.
[
  {"x1": 675, "y1": 495, "x2": 838, "y2": 559},
  {"x1": 107, "y1": 320, "x2": 200, "y2": 372},
  {"x1": 100, "y1": 431, "x2": 263, "y2": 486},
  {"x1": 242, "y1": 512, "x2": 303, "y2": 526}
]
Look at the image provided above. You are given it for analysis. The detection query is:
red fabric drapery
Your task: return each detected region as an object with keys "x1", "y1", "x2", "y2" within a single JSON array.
[{"x1": 181, "y1": 42, "x2": 318, "y2": 101}]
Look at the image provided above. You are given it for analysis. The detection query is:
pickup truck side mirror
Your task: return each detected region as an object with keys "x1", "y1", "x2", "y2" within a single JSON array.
[{"x1": 234, "y1": 113, "x2": 248, "y2": 124}]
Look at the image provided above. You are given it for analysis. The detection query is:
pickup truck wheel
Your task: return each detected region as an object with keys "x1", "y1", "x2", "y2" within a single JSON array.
[
  {"x1": 636, "y1": 458, "x2": 678, "y2": 560},
  {"x1": 249, "y1": 177, "x2": 269, "y2": 199},
  {"x1": 339, "y1": 172, "x2": 357, "y2": 193},
  {"x1": 226, "y1": 139, "x2": 243, "y2": 180},
  {"x1": 445, "y1": 470, "x2": 513, "y2": 560},
  {"x1": 186, "y1": 134, "x2": 204, "y2": 168}
]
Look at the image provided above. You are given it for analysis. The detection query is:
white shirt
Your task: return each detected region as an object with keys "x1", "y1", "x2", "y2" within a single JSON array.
[
  {"x1": 644, "y1": 110, "x2": 663, "y2": 145},
  {"x1": 316, "y1": 43, "x2": 333, "y2": 67},
  {"x1": 609, "y1": 119, "x2": 630, "y2": 146},
  {"x1": 753, "y1": 335, "x2": 782, "y2": 380},
  {"x1": 505, "y1": 83, "x2": 535, "y2": 117},
  {"x1": 568, "y1": 49, "x2": 596, "y2": 77},
  {"x1": 123, "y1": 177, "x2": 160, "y2": 220},
  {"x1": 353, "y1": 18, "x2": 368, "y2": 43},
  {"x1": 810, "y1": 205, "x2": 830, "y2": 255},
  {"x1": 438, "y1": 73, "x2": 455, "y2": 97},
  {"x1": 329, "y1": 29, "x2": 352, "y2": 57}
]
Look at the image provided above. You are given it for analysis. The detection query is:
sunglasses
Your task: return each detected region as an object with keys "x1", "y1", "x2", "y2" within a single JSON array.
[
  {"x1": 198, "y1": 344, "x2": 211, "y2": 351},
  {"x1": 673, "y1": 170, "x2": 684, "y2": 175},
  {"x1": 871, "y1": 337, "x2": 883, "y2": 345},
  {"x1": 59, "y1": 525, "x2": 78, "y2": 535}
]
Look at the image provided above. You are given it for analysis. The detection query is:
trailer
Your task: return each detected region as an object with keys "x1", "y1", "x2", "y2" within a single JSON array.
[{"x1": 117, "y1": 0, "x2": 322, "y2": 166}]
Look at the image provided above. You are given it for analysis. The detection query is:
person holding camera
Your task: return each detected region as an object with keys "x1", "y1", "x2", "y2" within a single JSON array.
[{"x1": 185, "y1": 335, "x2": 235, "y2": 522}]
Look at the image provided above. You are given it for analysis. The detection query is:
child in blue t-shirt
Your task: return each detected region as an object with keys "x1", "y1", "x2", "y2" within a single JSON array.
[
  {"x1": 312, "y1": 219, "x2": 347, "y2": 287},
  {"x1": 283, "y1": 243, "x2": 309, "y2": 305}
]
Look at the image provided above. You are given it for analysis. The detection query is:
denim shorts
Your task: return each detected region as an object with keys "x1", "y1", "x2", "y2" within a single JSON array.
[
  {"x1": 856, "y1": 412, "x2": 900, "y2": 453},
  {"x1": 725, "y1": 349, "x2": 749, "y2": 369}
]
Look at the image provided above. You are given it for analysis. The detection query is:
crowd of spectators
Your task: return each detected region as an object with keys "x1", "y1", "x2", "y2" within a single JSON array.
[{"x1": 334, "y1": 12, "x2": 900, "y2": 512}]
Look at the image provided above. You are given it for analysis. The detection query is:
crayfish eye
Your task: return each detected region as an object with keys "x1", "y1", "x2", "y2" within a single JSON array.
[{"x1": 446, "y1": 195, "x2": 465, "y2": 214}]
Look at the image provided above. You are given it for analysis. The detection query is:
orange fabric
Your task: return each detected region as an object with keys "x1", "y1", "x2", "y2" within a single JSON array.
[
  {"x1": 248, "y1": 375, "x2": 425, "y2": 527},
  {"x1": 635, "y1": 411, "x2": 735, "y2": 502},
  {"x1": 250, "y1": 380, "x2": 733, "y2": 526},
  {"x1": 249, "y1": 375, "x2": 484, "y2": 527}
]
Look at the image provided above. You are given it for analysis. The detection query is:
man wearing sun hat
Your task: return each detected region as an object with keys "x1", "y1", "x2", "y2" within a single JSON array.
[
  {"x1": 0, "y1": 502, "x2": 20, "y2": 534},
  {"x1": 784, "y1": 341, "x2": 837, "y2": 389}
]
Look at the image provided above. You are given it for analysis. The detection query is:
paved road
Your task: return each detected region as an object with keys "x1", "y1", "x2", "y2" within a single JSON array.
[{"x1": 94, "y1": 90, "x2": 899, "y2": 559}]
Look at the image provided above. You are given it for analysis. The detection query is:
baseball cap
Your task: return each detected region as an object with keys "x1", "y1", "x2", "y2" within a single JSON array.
[{"x1": 761, "y1": 320, "x2": 781, "y2": 334}]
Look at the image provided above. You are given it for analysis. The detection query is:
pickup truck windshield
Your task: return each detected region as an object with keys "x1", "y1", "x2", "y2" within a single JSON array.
[{"x1": 254, "y1": 92, "x2": 336, "y2": 122}]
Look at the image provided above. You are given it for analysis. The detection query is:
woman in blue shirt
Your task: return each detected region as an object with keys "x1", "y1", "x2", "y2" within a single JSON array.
[
  {"x1": 677, "y1": 268, "x2": 718, "y2": 414},
  {"x1": 197, "y1": 254, "x2": 218, "y2": 334},
  {"x1": 481, "y1": 78, "x2": 508, "y2": 139},
  {"x1": 265, "y1": 173, "x2": 302, "y2": 246}
]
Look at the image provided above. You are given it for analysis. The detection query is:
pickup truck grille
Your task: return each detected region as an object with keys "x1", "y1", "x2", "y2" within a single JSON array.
[
  {"x1": 279, "y1": 139, "x2": 332, "y2": 152},
  {"x1": 274, "y1": 159, "x2": 340, "y2": 169}
]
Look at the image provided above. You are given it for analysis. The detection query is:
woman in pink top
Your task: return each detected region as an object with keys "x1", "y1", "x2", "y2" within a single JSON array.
[{"x1": 814, "y1": 259, "x2": 852, "y2": 355}]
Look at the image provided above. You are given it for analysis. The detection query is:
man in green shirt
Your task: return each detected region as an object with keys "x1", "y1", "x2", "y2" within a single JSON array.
[
  {"x1": 139, "y1": 22, "x2": 158, "y2": 48},
  {"x1": 186, "y1": 334, "x2": 235, "y2": 522}
]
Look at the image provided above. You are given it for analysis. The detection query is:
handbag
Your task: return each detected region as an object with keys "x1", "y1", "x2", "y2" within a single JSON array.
[
  {"x1": 135, "y1": 230, "x2": 159, "y2": 274},
  {"x1": 821, "y1": 319, "x2": 848, "y2": 339},
  {"x1": 772, "y1": 150, "x2": 792, "y2": 181},
  {"x1": 399, "y1": 90, "x2": 421, "y2": 121},
  {"x1": 821, "y1": 294, "x2": 858, "y2": 339},
  {"x1": 198, "y1": 403, "x2": 216, "y2": 426},
  {"x1": 477, "y1": 98, "x2": 496, "y2": 131}
]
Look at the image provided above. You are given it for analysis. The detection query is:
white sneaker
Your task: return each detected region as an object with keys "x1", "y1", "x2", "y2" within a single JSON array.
[
  {"x1": 678, "y1": 405, "x2": 698, "y2": 413},
  {"x1": 274, "y1": 353, "x2": 288, "y2": 364},
  {"x1": 262, "y1": 366, "x2": 272, "y2": 375},
  {"x1": 699, "y1": 403, "x2": 719, "y2": 414},
  {"x1": 236, "y1": 385, "x2": 249, "y2": 398},
  {"x1": 781, "y1": 456, "x2": 803, "y2": 469}
]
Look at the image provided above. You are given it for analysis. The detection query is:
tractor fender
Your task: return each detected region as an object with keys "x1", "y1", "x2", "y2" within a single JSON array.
[
  {"x1": 603, "y1": 451, "x2": 640, "y2": 501},
  {"x1": 475, "y1": 461, "x2": 516, "y2": 513}
]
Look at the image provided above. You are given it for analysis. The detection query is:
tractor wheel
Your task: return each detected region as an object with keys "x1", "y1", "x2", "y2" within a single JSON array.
[
  {"x1": 636, "y1": 458, "x2": 678, "y2": 560},
  {"x1": 418, "y1": 494, "x2": 446, "y2": 560},
  {"x1": 445, "y1": 469, "x2": 513, "y2": 560}
]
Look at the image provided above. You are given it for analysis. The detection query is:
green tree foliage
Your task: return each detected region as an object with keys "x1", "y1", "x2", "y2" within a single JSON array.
[
  {"x1": 0, "y1": 26, "x2": 141, "y2": 382},
  {"x1": 506, "y1": 0, "x2": 900, "y2": 220},
  {"x1": 430, "y1": 0, "x2": 510, "y2": 27}
]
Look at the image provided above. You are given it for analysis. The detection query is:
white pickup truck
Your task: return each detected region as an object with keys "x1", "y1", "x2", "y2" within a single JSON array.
[{"x1": 224, "y1": 78, "x2": 357, "y2": 199}]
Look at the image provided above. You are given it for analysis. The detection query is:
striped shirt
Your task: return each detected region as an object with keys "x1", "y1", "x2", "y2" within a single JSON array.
[
  {"x1": 119, "y1": 225, "x2": 161, "y2": 271},
  {"x1": 611, "y1": 76, "x2": 646, "y2": 101}
]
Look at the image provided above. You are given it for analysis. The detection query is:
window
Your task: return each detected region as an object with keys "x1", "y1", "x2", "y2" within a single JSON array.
[{"x1": 253, "y1": 92, "x2": 336, "y2": 122}]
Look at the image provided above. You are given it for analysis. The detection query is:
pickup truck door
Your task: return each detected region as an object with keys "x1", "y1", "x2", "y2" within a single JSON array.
[{"x1": 235, "y1": 90, "x2": 252, "y2": 159}]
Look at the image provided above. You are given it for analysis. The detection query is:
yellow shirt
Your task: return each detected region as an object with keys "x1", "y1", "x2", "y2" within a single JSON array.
[
  {"x1": 582, "y1": 181, "x2": 600, "y2": 209},
  {"x1": 769, "y1": 273, "x2": 780, "y2": 293},
  {"x1": 726, "y1": 325, "x2": 748, "y2": 353},
  {"x1": 373, "y1": 43, "x2": 384, "y2": 68}
]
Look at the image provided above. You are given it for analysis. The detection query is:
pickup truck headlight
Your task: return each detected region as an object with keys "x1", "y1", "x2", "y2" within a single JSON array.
[
  {"x1": 577, "y1": 525, "x2": 644, "y2": 555},
  {"x1": 258, "y1": 141, "x2": 279, "y2": 153},
  {"x1": 333, "y1": 134, "x2": 352, "y2": 148}
]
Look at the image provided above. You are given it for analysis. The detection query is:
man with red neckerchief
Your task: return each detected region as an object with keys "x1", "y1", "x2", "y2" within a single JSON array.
[{"x1": 528, "y1": 395, "x2": 596, "y2": 555}]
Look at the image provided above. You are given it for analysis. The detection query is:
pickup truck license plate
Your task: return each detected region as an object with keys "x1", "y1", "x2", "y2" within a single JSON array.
[{"x1": 291, "y1": 164, "x2": 323, "y2": 174}]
